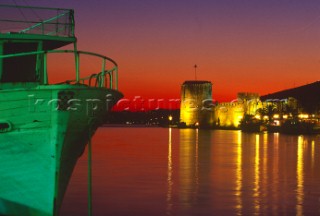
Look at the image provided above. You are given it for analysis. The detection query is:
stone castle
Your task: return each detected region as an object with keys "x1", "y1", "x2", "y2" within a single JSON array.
[{"x1": 180, "y1": 80, "x2": 300, "y2": 128}]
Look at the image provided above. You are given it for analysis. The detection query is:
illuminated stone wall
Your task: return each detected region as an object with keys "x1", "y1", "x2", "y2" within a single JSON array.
[
  {"x1": 180, "y1": 81, "x2": 213, "y2": 127},
  {"x1": 237, "y1": 92, "x2": 261, "y2": 115},
  {"x1": 180, "y1": 85, "x2": 263, "y2": 128},
  {"x1": 214, "y1": 102, "x2": 245, "y2": 127},
  {"x1": 214, "y1": 92, "x2": 262, "y2": 127}
]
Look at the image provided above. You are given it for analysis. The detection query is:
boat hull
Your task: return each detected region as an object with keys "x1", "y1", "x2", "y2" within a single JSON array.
[{"x1": 0, "y1": 85, "x2": 122, "y2": 216}]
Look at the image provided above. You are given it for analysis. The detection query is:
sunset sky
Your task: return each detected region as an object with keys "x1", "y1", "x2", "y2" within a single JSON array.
[{"x1": 4, "y1": 0, "x2": 320, "y2": 102}]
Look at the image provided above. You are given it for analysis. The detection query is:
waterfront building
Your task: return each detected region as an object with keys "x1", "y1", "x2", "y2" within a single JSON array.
[
  {"x1": 213, "y1": 92, "x2": 262, "y2": 128},
  {"x1": 180, "y1": 81, "x2": 213, "y2": 127},
  {"x1": 179, "y1": 80, "x2": 319, "y2": 130}
]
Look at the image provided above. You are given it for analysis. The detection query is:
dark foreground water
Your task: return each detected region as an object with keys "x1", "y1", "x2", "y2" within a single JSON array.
[{"x1": 60, "y1": 127, "x2": 320, "y2": 216}]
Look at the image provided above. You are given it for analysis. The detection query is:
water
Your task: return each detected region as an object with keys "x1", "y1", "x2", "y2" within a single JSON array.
[{"x1": 60, "y1": 127, "x2": 320, "y2": 216}]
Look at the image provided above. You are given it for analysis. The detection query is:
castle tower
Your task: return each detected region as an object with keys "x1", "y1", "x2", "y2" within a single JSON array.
[{"x1": 180, "y1": 81, "x2": 213, "y2": 127}]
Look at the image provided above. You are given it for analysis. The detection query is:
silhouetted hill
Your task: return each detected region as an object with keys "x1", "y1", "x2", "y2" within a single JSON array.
[{"x1": 260, "y1": 81, "x2": 320, "y2": 113}]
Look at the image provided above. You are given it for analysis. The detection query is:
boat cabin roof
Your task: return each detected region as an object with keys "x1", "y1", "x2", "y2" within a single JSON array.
[{"x1": 0, "y1": 33, "x2": 76, "y2": 50}]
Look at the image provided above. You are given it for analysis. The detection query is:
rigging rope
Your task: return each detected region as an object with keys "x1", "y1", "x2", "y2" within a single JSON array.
[
  {"x1": 22, "y1": 0, "x2": 42, "y2": 20},
  {"x1": 12, "y1": 0, "x2": 28, "y2": 21},
  {"x1": 88, "y1": 122, "x2": 93, "y2": 216}
]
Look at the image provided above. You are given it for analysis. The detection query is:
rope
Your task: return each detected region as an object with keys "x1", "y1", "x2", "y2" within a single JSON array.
[
  {"x1": 22, "y1": 0, "x2": 42, "y2": 20},
  {"x1": 88, "y1": 124, "x2": 93, "y2": 216},
  {"x1": 12, "y1": 0, "x2": 28, "y2": 21}
]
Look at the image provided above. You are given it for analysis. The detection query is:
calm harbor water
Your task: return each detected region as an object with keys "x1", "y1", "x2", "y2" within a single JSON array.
[{"x1": 60, "y1": 127, "x2": 320, "y2": 216}]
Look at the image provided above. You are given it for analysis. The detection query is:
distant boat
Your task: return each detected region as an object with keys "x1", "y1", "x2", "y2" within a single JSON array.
[
  {"x1": 239, "y1": 115, "x2": 266, "y2": 133},
  {"x1": 280, "y1": 119, "x2": 320, "y2": 135},
  {"x1": 240, "y1": 122, "x2": 266, "y2": 133},
  {"x1": 0, "y1": 5, "x2": 122, "y2": 216}
]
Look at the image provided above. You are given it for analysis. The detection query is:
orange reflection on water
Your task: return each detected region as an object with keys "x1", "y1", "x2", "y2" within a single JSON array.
[
  {"x1": 166, "y1": 128, "x2": 173, "y2": 214},
  {"x1": 195, "y1": 129, "x2": 199, "y2": 192},
  {"x1": 272, "y1": 133, "x2": 279, "y2": 213},
  {"x1": 254, "y1": 134, "x2": 260, "y2": 215},
  {"x1": 60, "y1": 128, "x2": 320, "y2": 215},
  {"x1": 179, "y1": 129, "x2": 198, "y2": 208},
  {"x1": 311, "y1": 140, "x2": 315, "y2": 169},
  {"x1": 235, "y1": 131, "x2": 242, "y2": 214},
  {"x1": 262, "y1": 133, "x2": 268, "y2": 195},
  {"x1": 296, "y1": 136, "x2": 304, "y2": 216}
]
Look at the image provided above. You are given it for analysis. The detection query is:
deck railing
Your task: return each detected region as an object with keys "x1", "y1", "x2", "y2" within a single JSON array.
[
  {"x1": 0, "y1": 5, "x2": 74, "y2": 37},
  {"x1": 0, "y1": 50, "x2": 118, "y2": 90}
]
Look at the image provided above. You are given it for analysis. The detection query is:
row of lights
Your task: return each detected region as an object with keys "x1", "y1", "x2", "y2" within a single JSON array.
[{"x1": 254, "y1": 113, "x2": 314, "y2": 120}]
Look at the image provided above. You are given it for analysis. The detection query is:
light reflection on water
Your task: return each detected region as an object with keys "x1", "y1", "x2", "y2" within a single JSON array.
[
  {"x1": 60, "y1": 128, "x2": 320, "y2": 216},
  {"x1": 166, "y1": 128, "x2": 173, "y2": 214},
  {"x1": 236, "y1": 131, "x2": 242, "y2": 216}
]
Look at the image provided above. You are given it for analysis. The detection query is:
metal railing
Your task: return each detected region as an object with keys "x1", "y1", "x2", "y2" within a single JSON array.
[
  {"x1": 0, "y1": 50, "x2": 118, "y2": 90},
  {"x1": 0, "y1": 5, "x2": 74, "y2": 37}
]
